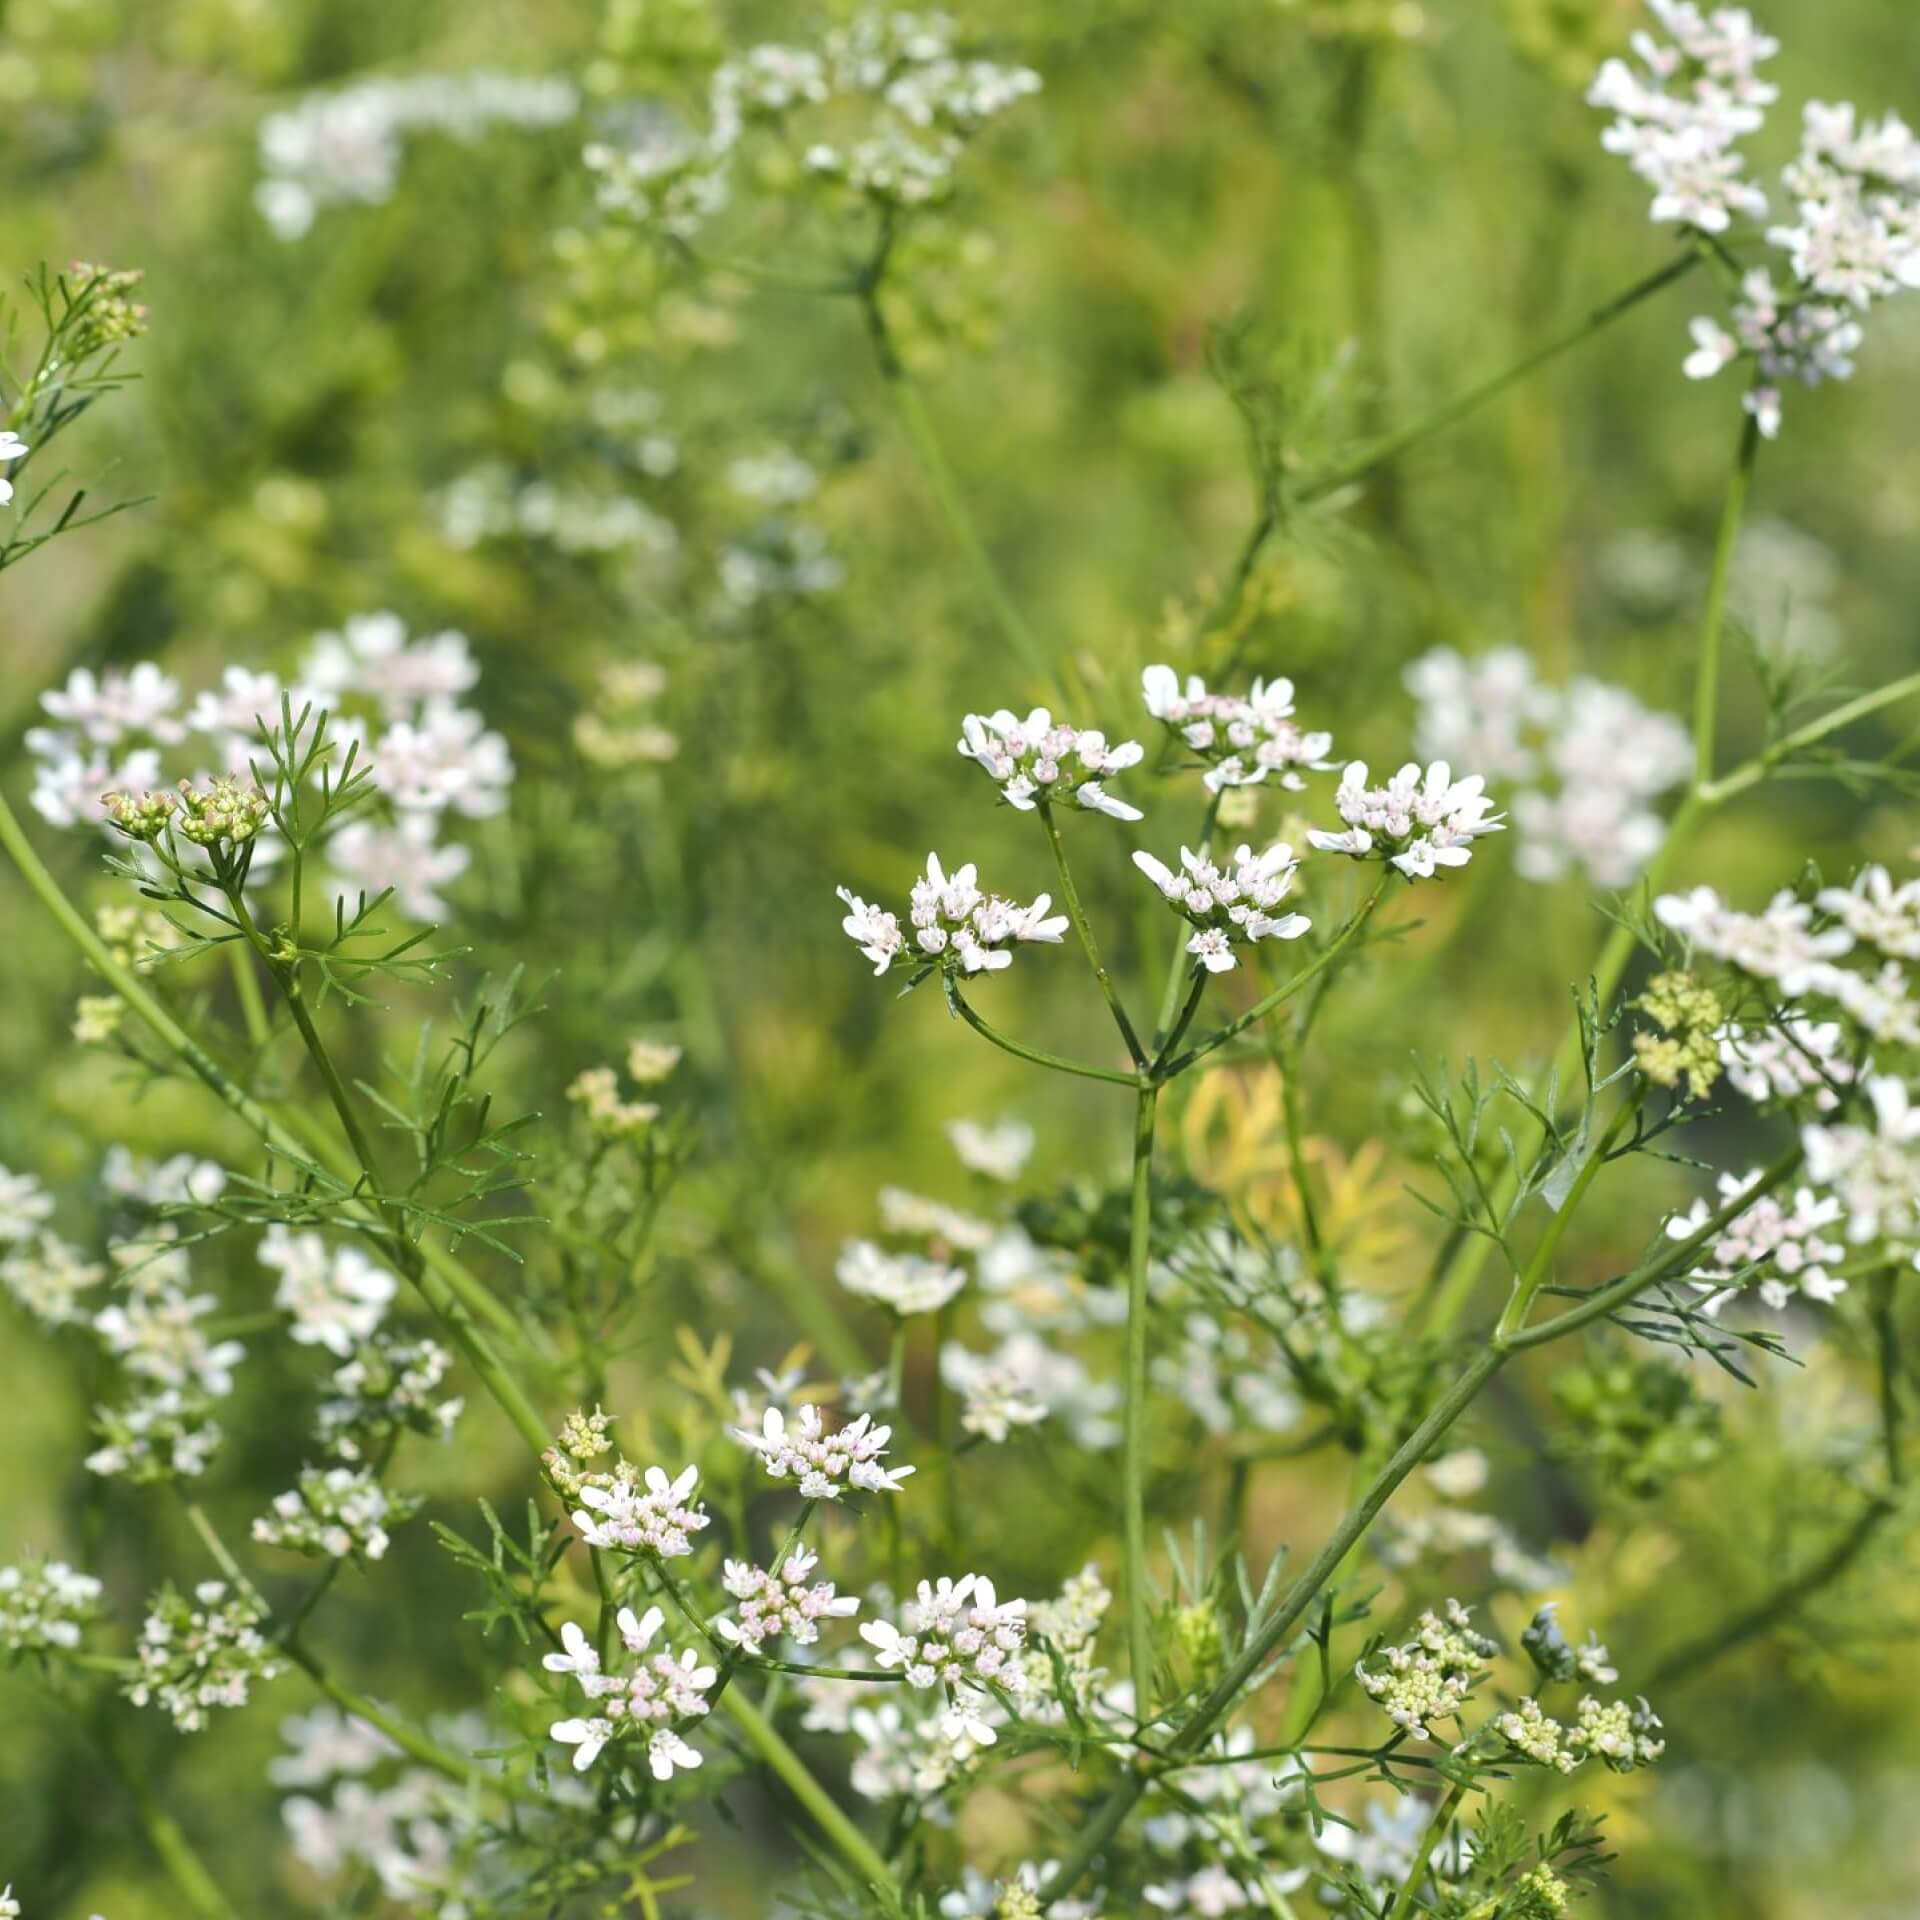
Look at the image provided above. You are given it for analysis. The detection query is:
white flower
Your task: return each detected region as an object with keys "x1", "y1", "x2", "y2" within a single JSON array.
[
  {"x1": 956, "y1": 707, "x2": 1145, "y2": 820},
  {"x1": 327, "y1": 816, "x2": 472, "y2": 920},
  {"x1": 1654, "y1": 885, "x2": 1855, "y2": 995},
  {"x1": 268, "y1": 1705, "x2": 397, "y2": 1785},
  {"x1": 1140, "y1": 664, "x2": 1335, "y2": 792},
  {"x1": 1804, "y1": 1075, "x2": 1920, "y2": 1261},
  {"x1": 1, "y1": 1233, "x2": 106, "y2": 1326},
  {"x1": 1716, "y1": 1018, "x2": 1854, "y2": 1110},
  {"x1": 0, "y1": 1166, "x2": 56, "y2": 1242},
  {"x1": 732, "y1": 1403, "x2": 914, "y2": 1498},
  {"x1": 303, "y1": 612, "x2": 480, "y2": 716},
  {"x1": 1684, "y1": 315, "x2": 1740, "y2": 377},
  {"x1": 253, "y1": 1465, "x2": 411, "y2": 1561},
  {"x1": 0, "y1": 428, "x2": 28, "y2": 505},
  {"x1": 714, "y1": 1544, "x2": 860, "y2": 1651},
  {"x1": 127, "y1": 1580, "x2": 282, "y2": 1731},
  {"x1": 0, "y1": 1556, "x2": 105, "y2": 1652},
  {"x1": 858, "y1": 1573, "x2": 1029, "y2": 1724},
  {"x1": 571, "y1": 1463, "x2": 710, "y2": 1554},
  {"x1": 1307, "y1": 761, "x2": 1504, "y2": 878},
  {"x1": 373, "y1": 701, "x2": 514, "y2": 818},
  {"x1": 543, "y1": 1600, "x2": 713, "y2": 1774},
  {"x1": 938, "y1": 1343, "x2": 1050, "y2": 1442},
  {"x1": 102, "y1": 1147, "x2": 228, "y2": 1209},
  {"x1": 838, "y1": 854, "x2": 1067, "y2": 979},
  {"x1": 1666, "y1": 1169, "x2": 1849, "y2": 1311},
  {"x1": 1817, "y1": 865, "x2": 1920, "y2": 959},
  {"x1": 1131, "y1": 842, "x2": 1311, "y2": 972},
  {"x1": 945, "y1": 1117, "x2": 1035, "y2": 1181},
  {"x1": 259, "y1": 1226, "x2": 398, "y2": 1357},
  {"x1": 836, "y1": 1239, "x2": 967, "y2": 1316},
  {"x1": 40, "y1": 663, "x2": 186, "y2": 746}
]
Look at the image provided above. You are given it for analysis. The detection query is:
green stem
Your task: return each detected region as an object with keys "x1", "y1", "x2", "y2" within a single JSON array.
[
  {"x1": 103, "y1": 1736, "x2": 244, "y2": 1920},
  {"x1": 1492, "y1": 1091, "x2": 1643, "y2": 1344},
  {"x1": 946, "y1": 977, "x2": 1143, "y2": 1088},
  {"x1": 1645, "y1": 1493, "x2": 1896, "y2": 1692},
  {"x1": 1124, "y1": 1083, "x2": 1161, "y2": 1716},
  {"x1": 1294, "y1": 248, "x2": 1701, "y2": 510},
  {"x1": 227, "y1": 939, "x2": 272, "y2": 1051},
  {"x1": 283, "y1": 1643, "x2": 482, "y2": 1784},
  {"x1": 1694, "y1": 408, "x2": 1763, "y2": 787},
  {"x1": 1384, "y1": 1780, "x2": 1465, "y2": 1920},
  {"x1": 1702, "y1": 668, "x2": 1920, "y2": 804},
  {"x1": 1040, "y1": 801, "x2": 1146, "y2": 1066},
  {"x1": 862, "y1": 285, "x2": 1051, "y2": 688},
  {"x1": 1162, "y1": 873, "x2": 1389, "y2": 1079}
]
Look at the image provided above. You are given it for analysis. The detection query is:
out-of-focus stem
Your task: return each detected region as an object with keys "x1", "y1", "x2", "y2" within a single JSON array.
[{"x1": 1124, "y1": 1083, "x2": 1160, "y2": 1713}]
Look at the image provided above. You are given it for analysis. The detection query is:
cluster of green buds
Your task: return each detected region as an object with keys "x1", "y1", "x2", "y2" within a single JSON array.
[
  {"x1": 65, "y1": 261, "x2": 149, "y2": 356},
  {"x1": 1465, "y1": 1864, "x2": 1572, "y2": 1920},
  {"x1": 174, "y1": 775, "x2": 271, "y2": 849},
  {"x1": 1632, "y1": 969, "x2": 1724, "y2": 1100},
  {"x1": 543, "y1": 1406, "x2": 615, "y2": 1499},
  {"x1": 102, "y1": 776, "x2": 271, "y2": 852}
]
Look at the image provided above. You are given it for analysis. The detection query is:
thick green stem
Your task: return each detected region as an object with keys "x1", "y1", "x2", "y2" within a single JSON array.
[
  {"x1": 1384, "y1": 1780, "x2": 1465, "y2": 1920},
  {"x1": 1694, "y1": 409, "x2": 1763, "y2": 787},
  {"x1": 1041, "y1": 801, "x2": 1146, "y2": 1066},
  {"x1": 1124, "y1": 1083, "x2": 1161, "y2": 1715}
]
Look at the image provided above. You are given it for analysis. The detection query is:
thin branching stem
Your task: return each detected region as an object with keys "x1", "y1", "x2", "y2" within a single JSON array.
[{"x1": 1041, "y1": 801, "x2": 1147, "y2": 1067}]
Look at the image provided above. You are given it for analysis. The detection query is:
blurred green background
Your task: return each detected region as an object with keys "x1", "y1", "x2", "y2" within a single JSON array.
[{"x1": 3, "y1": 0, "x2": 1920, "y2": 1914}]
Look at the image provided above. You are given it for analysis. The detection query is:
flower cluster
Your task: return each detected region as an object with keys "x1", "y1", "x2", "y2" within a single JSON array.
[
  {"x1": 1494, "y1": 1692, "x2": 1667, "y2": 1774},
  {"x1": 945, "y1": 1117, "x2": 1035, "y2": 1182},
  {"x1": 253, "y1": 1465, "x2": 418, "y2": 1562},
  {"x1": 87, "y1": 1237, "x2": 244, "y2": 1483},
  {"x1": 316, "y1": 1331, "x2": 462, "y2": 1462},
  {"x1": 1140, "y1": 665, "x2": 1335, "y2": 794},
  {"x1": 0, "y1": 427, "x2": 28, "y2": 505},
  {"x1": 1804, "y1": 1077, "x2": 1920, "y2": 1268},
  {"x1": 1131, "y1": 842, "x2": 1311, "y2": 973},
  {"x1": 837, "y1": 1238, "x2": 968, "y2": 1316},
  {"x1": 2, "y1": 1230, "x2": 105, "y2": 1327},
  {"x1": 859, "y1": 1573, "x2": 1028, "y2": 1741},
  {"x1": 1587, "y1": 1, "x2": 1776, "y2": 234},
  {"x1": 1716, "y1": 1017, "x2": 1854, "y2": 1111},
  {"x1": 127, "y1": 1580, "x2": 282, "y2": 1732},
  {"x1": 838, "y1": 853, "x2": 1067, "y2": 978},
  {"x1": 257, "y1": 71, "x2": 580, "y2": 239},
  {"x1": 938, "y1": 1342, "x2": 1050, "y2": 1442},
  {"x1": 543, "y1": 1605, "x2": 715, "y2": 1776},
  {"x1": 733, "y1": 1404, "x2": 915, "y2": 1499},
  {"x1": 956, "y1": 708, "x2": 1144, "y2": 819},
  {"x1": 260, "y1": 1226, "x2": 399, "y2": 1357},
  {"x1": 566, "y1": 1064, "x2": 660, "y2": 1140},
  {"x1": 1666, "y1": 1170, "x2": 1848, "y2": 1312},
  {"x1": 1593, "y1": 3, "x2": 1920, "y2": 435},
  {"x1": 27, "y1": 615, "x2": 514, "y2": 923},
  {"x1": 1407, "y1": 649, "x2": 1691, "y2": 888},
  {"x1": 584, "y1": 12, "x2": 1041, "y2": 232},
  {"x1": 715, "y1": 1545, "x2": 861, "y2": 1651},
  {"x1": 570, "y1": 1461, "x2": 711, "y2": 1555},
  {"x1": 1354, "y1": 1600, "x2": 1497, "y2": 1740},
  {"x1": 1309, "y1": 761, "x2": 1505, "y2": 879},
  {"x1": 0, "y1": 1557, "x2": 103, "y2": 1653}
]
